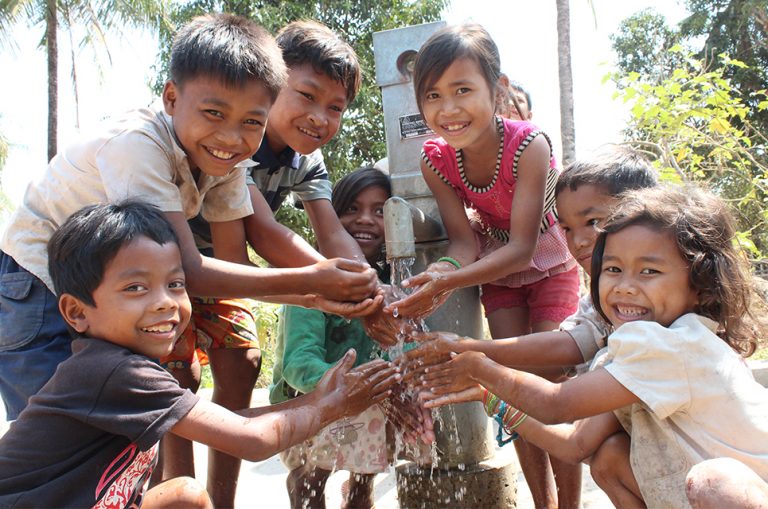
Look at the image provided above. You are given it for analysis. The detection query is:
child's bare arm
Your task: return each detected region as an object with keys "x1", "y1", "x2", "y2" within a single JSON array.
[
  {"x1": 304, "y1": 198, "x2": 366, "y2": 262},
  {"x1": 518, "y1": 412, "x2": 624, "y2": 465},
  {"x1": 385, "y1": 160, "x2": 478, "y2": 318},
  {"x1": 414, "y1": 382, "x2": 623, "y2": 464},
  {"x1": 210, "y1": 218, "x2": 252, "y2": 265},
  {"x1": 164, "y1": 211, "x2": 377, "y2": 301},
  {"x1": 421, "y1": 351, "x2": 638, "y2": 424},
  {"x1": 171, "y1": 351, "x2": 399, "y2": 462},
  {"x1": 241, "y1": 185, "x2": 324, "y2": 267},
  {"x1": 405, "y1": 330, "x2": 585, "y2": 369}
]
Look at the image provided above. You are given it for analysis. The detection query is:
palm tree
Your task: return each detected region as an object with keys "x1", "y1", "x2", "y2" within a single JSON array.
[
  {"x1": 555, "y1": 0, "x2": 595, "y2": 167},
  {"x1": 0, "y1": 0, "x2": 170, "y2": 160},
  {"x1": 555, "y1": 0, "x2": 575, "y2": 166}
]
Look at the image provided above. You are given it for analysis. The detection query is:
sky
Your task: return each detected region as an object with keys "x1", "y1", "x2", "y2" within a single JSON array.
[{"x1": 0, "y1": 0, "x2": 690, "y2": 209}]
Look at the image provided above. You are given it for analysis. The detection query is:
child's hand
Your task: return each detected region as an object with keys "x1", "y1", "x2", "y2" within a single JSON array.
[
  {"x1": 309, "y1": 258, "x2": 378, "y2": 302},
  {"x1": 420, "y1": 385, "x2": 485, "y2": 409},
  {"x1": 380, "y1": 385, "x2": 435, "y2": 444},
  {"x1": 362, "y1": 308, "x2": 402, "y2": 347},
  {"x1": 417, "y1": 351, "x2": 485, "y2": 397},
  {"x1": 397, "y1": 331, "x2": 464, "y2": 386},
  {"x1": 383, "y1": 262, "x2": 456, "y2": 319},
  {"x1": 307, "y1": 293, "x2": 383, "y2": 318},
  {"x1": 316, "y1": 350, "x2": 401, "y2": 419}
]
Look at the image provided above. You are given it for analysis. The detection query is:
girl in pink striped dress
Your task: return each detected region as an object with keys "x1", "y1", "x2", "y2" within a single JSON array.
[{"x1": 388, "y1": 23, "x2": 581, "y2": 509}]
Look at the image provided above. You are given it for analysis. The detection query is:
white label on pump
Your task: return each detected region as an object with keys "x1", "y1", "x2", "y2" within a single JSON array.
[{"x1": 399, "y1": 113, "x2": 434, "y2": 139}]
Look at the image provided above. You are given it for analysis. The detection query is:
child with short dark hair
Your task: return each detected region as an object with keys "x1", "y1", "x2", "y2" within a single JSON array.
[
  {"x1": 0, "y1": 13, "x2": 377, "y2": 421},
  {"x1": 0, "y1": 201, "x2": 398, "y2": 509},
  {"x1": 406, "y1": 147, "x2": 658, "y2": 376},
  {"x1": 500, "y1": 79, "x2": 533, "y2": 121},
  {"x1": 416, "y1": 184, "x2": 768, "y2": 508},
  {"x1": 183, "y1": 19, "x2": 373, "y2": 506}
]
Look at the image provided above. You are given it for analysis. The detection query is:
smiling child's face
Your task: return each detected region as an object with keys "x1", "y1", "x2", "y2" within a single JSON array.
[
  {"x1": 598, "y1": 224, "x2": 699, "y2": 329},
  {"x1": 420, "y1": 57, "x2": 498, "y2": 152},
  {"x1": 557, "y1": 184, "x2": 617, "y2": 275},
  {"x1": 163, "y1": 75, "x2": 273, "y2": 178},
  {"x1": 66, "y1": 236, "x2": 192, "y2": 360},
  {"x1": 265, "y1": 63, "x2": 348, "y2": 155},
  {"x1": 339, "y1": 186, "x2": 388, "y2": 265}
]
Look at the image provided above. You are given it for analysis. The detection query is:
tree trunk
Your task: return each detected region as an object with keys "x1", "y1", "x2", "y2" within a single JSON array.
[
  {"x1": 46, "y1": 0, "x2": 57, "y2": 161},
  {"x1": 556, "y1": 0, "x2": 576, "y2": 166}
]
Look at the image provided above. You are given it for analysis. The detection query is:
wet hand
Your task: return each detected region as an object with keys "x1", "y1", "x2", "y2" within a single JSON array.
[
  {"x1": 317, "y1": 350, "x2": 402, "y2": 419},
  {"x1": 421, "y1": 385, "x2": 485, "y2": 409},
  {"x1": 417, "y1": 351, "x2": 485, "y2": 396},
  {"x1": 397, "y1": 332, "x2": 465, "y2": 385},
  {"x1": 307, "y1": 293, "x2": 383, "y2": 318},
  {"x1": 311, "y1": 258, "x2": 378, "y2": 302},
  {"x1": 362, "y1": 309, "x2": 401, "y2": 347},
  {"x1": 380, "y1": 385, "x2": 435, "y2": 444},
  {"x1": 383, "y1": 262, "x2": 456, "y2": 319}
]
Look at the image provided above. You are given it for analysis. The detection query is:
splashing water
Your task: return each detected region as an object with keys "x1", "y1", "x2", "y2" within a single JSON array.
[
  {"x1": 385, "y1": 257, "x2": 473, "y2": 504},
  {"x1": 387, "y1": 257, "x2": 428, "y2": 353}
]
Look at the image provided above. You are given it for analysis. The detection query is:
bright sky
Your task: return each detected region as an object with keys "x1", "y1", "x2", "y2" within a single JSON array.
[{"x1": 0, "y1": 0, "x2": 690, "y2": 209}]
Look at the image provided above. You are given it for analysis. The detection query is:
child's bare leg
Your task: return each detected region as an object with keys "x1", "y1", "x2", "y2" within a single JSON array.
[
  {"x1": 551, "y1": 456, "x2": 582, "y2": 509},
  {"x1": 686, "y1": 458, "x2": 768, "y2": 509},
  {"x1": 589, "y1": 431, "x2": 645, "y2": 508},
  {"x1": 489, "y1": 307, "x2": 558, "y2": 509},
  {"x1": 343, "y1": 472, "x2": 376, "y2": 509},
  {"x1": 532, "y1": 318, "x2": 582, "y2": 509},
  {"x1": 162, "y1": 362, "x2": 200, "y2": 479},
  {"x1": 513, "y1": 439, "x2": 558, "y2": 508},
  {"x1": 286, "y1": 464, "x2": 333, "y2": 509},
  {"x1": 142, "y1": 476, "x2": 212, "y2": 509},
  {"x1": 207, "y1": 347, "x2": 261, "y2": 508}
]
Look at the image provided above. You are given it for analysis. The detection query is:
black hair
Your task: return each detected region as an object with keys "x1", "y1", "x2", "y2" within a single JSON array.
[
  {"x1": 170, "y1": 13, "x2": 287, "y2": 102},
  {"x1": 413, "y1": 23, "x2": 502, "y2": 116},
  {"x1": 332, "y1": 166, "x2": 391, "y2": 217},
  {"x1": 277, "y1": 20, "x2": 361, "y2": 105},
  {"x1": 556, "y1": 147, "x2": 658, "y2": 197},
  {"x1": 48, "y1": 201, "x2": 179, "y2": 306},
  {"x1": 590, "y1": 184, "x2": 758, "y2": 355}
]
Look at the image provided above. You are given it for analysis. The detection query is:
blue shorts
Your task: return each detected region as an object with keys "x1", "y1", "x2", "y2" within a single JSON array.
[{"x1": 0, "y1": 251, "x2": 71, "y2": 420}]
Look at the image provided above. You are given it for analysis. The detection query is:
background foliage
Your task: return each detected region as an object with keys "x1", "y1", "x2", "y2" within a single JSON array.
[{"x1": 611, "y1": 0, "x2": 768, "y2": 259}]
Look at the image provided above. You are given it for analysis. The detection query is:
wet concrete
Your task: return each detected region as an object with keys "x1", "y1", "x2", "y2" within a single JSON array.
[{"x1": 196, "y1": 388, "x2": 614, "y2": 508}]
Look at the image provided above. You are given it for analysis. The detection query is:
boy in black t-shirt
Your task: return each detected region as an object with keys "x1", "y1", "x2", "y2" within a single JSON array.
[{"x1": 0, "y1": 201, "x2": 398, "y2": 509}]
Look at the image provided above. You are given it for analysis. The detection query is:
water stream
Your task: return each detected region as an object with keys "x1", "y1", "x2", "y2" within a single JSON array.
[{"x1": 385, "y1": 257, "x2": 469, "y2": 507}]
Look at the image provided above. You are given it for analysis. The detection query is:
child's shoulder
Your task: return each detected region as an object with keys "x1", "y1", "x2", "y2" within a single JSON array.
[
  {"x1": 501, "y1": 118, "x2": 549, "y2": 151},
  {"x1": 59, "y1": 338, "x2": 177, "y2": 394},
  {"x1": 98, "y1": 102, "x2": 177, "y2": 152},
  {"x1": 62, "y1": 337, "x2": 162, "y2": 377},
  {"x1": 608, "y1": 313, "x2": 724, "y2": 358},
  {"x1": 65, "y1": 101, "x2": 179, "y2": 177}
]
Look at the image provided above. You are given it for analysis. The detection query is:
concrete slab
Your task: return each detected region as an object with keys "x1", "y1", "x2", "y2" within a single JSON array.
[{"x1": 193, "y1": 389, "x2": 614, "y2": 508}]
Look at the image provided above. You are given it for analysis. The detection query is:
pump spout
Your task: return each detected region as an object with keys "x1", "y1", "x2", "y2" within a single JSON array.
[
  {"x1": 384, "y1": 197, "x2": 415, "y2": 262},
  {"x1": 383, "y1": 196, "x2": 444, "y2": 263}
]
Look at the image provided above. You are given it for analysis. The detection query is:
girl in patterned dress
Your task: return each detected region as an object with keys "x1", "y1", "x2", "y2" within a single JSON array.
[{"x1": 388, "y1": 22, "x2": 581, "y2": 509}]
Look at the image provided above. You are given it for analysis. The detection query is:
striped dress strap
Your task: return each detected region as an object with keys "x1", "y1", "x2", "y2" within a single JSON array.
[{"x1": 421, "y1": 149, "x2": 455, "y2": 188}]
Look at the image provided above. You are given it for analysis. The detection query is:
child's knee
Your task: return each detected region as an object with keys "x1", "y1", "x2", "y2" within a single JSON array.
[
  {"x1": 686, "y1": 458, "x2": 768, "y2": 509},
  {"x1": 590, "y1": 432, "x2": 629, "y2": 485},
  {"x1": 146, "y1": 476, "x2": 212, "y2": 509},
  {"x1": 175, "y1": 476, "x2": 212, "y2": 508}
]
